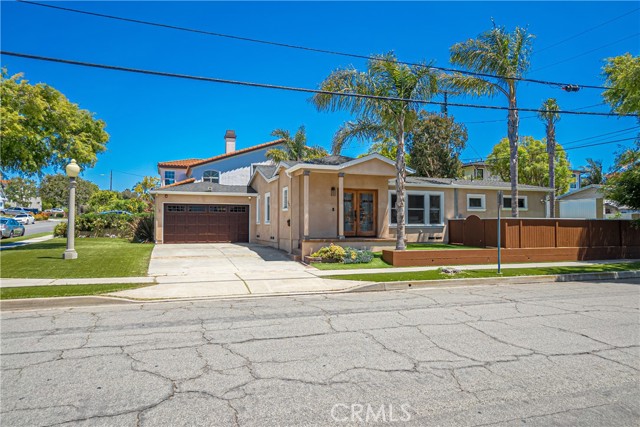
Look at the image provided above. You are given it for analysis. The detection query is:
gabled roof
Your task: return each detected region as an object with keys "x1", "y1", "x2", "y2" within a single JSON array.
[
  {"x1": 403, "y1": 177, "x2": 551, "y2": 191},
  {"x1": 185, "y1": 139, "x2": 284, "y2": 174},
  {"x1": 153, "y1": 182, "x2": 256, "y2": 194},
  {"x1": 157, "y1": 178, "x2": 196, "y2": 189},
  {"x1": 556, "y1": 184, "x2": 603, "y2": 200},
  {"x1": 157, "y1": 159, "x2": 203, "y2": 168}
]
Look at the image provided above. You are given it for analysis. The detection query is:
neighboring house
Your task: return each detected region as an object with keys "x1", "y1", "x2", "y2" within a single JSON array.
[
  {"x1": 557, "y1": 184, "x2": 640, "y2": 219},
  {"x1": 568, "y1": 169, "x2": 585, "y2": 192},
  {"x1": 152, "y1": 135, "x2": 552, "y2": 255},
  {"x1": 0, "y1": 178, "x2": 41, "y2": 211},
  {"x1": 461, "y1": 161, "x2": 501, "y2": 181}
]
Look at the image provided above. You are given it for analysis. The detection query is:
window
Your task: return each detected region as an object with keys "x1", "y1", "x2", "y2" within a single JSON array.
[
  {"x1": 188, "y1": 205, "x2": 206, "y2": 213},
  {"x1": 407, "y1": 194, "x2": 425, "y2": 225},
  {"x1": 475, "y1": 168, "x2": 484, "y2": 180},
  {"x1": 282, "y1": 187, "x2": 289, "y2": 211},
  {"x1": 467, "y1": 194, "x2": 486, "y2": 211},
  {"x1": 570, "y1": 174, "x2": 578, "y2": 189},
  {"x1": 203, "y1": 170, "x2": 220, "y2": 183},
  {"x1": 389, "y1": 191, "x2": 443, "y2": 226},
  {"x1": 502, "y1": 196, "x2": 528, "y2": 210},
  {"x1": 265, "y1": 193, "x2": 271, "y2": 224},
  {"x1": 164, "y1": 171, "x2": 175, "y2": 186},
  {"x1": 166, "y1": 205, "x2": 185, "y2": 212},
  {"x1": 256, "y1": 196, "x2": 261, "y2": 224},
  {"x1": 210, "y1": 206, "x2": 226, "y2": 213},
  {"x1": 229, "y1": 206, "x2": 246, "y2": 213}
]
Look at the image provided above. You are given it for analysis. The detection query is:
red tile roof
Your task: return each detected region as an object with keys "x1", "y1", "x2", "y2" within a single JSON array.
[
  {"x1": 158, "y1": 177, "x2": 196, "y2": 189},
  {"x1": 157, "y1": 158, "x2": 203, "y2": 168},
  {"x1": 185, "y1": 139, "x2": 284, "y2": 173}
]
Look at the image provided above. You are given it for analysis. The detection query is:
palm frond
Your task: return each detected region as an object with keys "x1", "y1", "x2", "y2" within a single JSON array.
[
  {"x1": 332, "y1": 119, "x2": 386, "y2": 155},
  {"x1": 441, "y1": 73, "x2": 506, "y2": 98},
  {"x1": 538, "y1": 98, "x2": 560, "y2": 123},
  {"x1": 265, "y1": 148, "x2": 290, "y2": 163}
]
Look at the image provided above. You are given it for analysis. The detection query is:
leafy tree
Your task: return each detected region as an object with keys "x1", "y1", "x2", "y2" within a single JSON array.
[
  {"x1": 0, "y1": 69, "x2": 110, "y2": 176},
  {"x1": 265, "y1": 126, "x2": 328, "y2": 162},
  {"x1": 408, "y1": 112, "x2": 468, "y2": 178},
  {"x1": 87, "y1": 190, "x2": 122, "y2": 212},
  {"x1": 582, "y1": 158, "x2": 604, "y2": 186},
  {"x1": 121, "y1": 189, "x2": 136, "y2": 200},
  {"x1": 602, "y1": 53, "x2": 640, "y2": 115},
  {"x1": 445, "y1": 24, "x2": 535, "y2": 216},
  {"x1": 604, "y1": 142, "x2": 640, "y2": 210},
  {"x1": 311, "y1": 52, "x2": 438, "y2": 250},
  {"x1": 538, "y1": 98, "x2": 560, "y2": 217},
  {"x1": 4, "y1": 177, "x2": 37, "y2": 207},
  {"x1": 487, "y1": 136, "x2": 571, "y2": 194},
  {"x1": 133, "y1": 176, "x2": 161, "y2": 204},
  {"x1": 39, "y1": 174, "x2": 99, "y2": 209}
]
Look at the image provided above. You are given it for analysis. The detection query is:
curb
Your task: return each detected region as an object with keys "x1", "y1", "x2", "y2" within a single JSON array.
[{"x1": 348, "y1": 270, "x2": 640, "y2": 292}]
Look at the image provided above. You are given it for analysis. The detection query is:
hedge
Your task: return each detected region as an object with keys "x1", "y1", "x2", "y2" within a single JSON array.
[{"x1": 54, "y1": 213, "x2": 154, "y2": 242}]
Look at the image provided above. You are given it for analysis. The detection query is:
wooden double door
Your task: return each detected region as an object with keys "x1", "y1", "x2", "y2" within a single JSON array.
[{"x1": 343, "y1": 190, "x2": 377, "y2": 237}]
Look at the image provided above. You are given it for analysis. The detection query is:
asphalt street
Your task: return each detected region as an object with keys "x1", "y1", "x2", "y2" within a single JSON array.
[
  {"x1": 1, "y1": 279, "x2": 639, "y2": 426},
  {"x1": 23, "y1": 220, "x2": 58, "y2": 236}
]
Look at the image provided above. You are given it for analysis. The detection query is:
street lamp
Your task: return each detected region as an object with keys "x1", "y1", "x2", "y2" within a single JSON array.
[{"x1": 63, "y1": 159, "x2": 80, "y2": 260}]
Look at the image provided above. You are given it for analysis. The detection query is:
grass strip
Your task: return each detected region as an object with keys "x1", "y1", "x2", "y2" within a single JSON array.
[
  {"x1": 0, "y1": 232, "x2": 52, "y2": 244},
  {"x1": 0, "y1": 283, "x2": 149, "y2": 299},
  {"x1": 326, "y1": 262, "x2": 640, "y2": 282}
]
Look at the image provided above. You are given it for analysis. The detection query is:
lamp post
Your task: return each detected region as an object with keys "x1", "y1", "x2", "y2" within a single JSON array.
[{"x1": 63, "y1": 159, "x2": 80, "y2": 260}]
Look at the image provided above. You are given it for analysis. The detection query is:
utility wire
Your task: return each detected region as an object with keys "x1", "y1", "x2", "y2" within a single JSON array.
[
  {"x1": 562, "y1": 126, "x2": 639, "y2": 147},
  {"x1": 3, "y1": 50, "x2": 637, "y2": 118},
  {"x1": 16, "y1": 0, "x2": 613, "y2": 90},
  {"x1": 464, "y1": 103, "x2": 607, "y2": 124},
  {"x1": 535, "y1": 7, "x2": 640, "y2": 53}
]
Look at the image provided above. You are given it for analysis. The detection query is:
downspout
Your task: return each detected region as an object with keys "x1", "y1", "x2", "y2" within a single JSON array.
[{"x1": 453, "y1": 188, "x2": 459, "y2": 218}]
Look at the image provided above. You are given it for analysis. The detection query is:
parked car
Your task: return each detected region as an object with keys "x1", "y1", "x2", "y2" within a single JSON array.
[
  {"x1": 0, "y1": 217, "x2": 26, "y2": 238},
  {"x1": 44, "y1": 208, "x2": 65, "y2": 214},
  {"x1": 14, "y1": 213, "x2": 36, "y2": 225},
  {"x1": 4, "y1": 207, "x2": 29, "y2": 216},
  {"x1": 98, "y1": 210, "x2": 133, "y2": 215}
]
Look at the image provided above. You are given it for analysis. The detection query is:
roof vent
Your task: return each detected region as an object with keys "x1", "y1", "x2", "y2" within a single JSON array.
[{"x1": 207, "y1": 186, "x2": 213, "y2": 192}]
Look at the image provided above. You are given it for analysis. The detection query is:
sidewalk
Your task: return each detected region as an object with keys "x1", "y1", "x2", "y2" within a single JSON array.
[{"x1": 0, "y1": 234, "x2": 55, "y2": 251}]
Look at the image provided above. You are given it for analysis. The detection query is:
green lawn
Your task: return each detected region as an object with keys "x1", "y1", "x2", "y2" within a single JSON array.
[
  {"x1": 0, "y1": 238, "x2": 154, "y2": 278},
  {"x1": 0, "y1": 283, "x2": 149, "y2": 299},
  {"x1": 326, "y1": 262, "x2": 640, "y2": 282},
  {"x1": 0, "y1": 231, "x2": 52, "y2": 245}
]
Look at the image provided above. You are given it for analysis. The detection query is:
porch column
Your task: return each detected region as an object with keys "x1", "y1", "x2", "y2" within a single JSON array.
[
  {"x1": 338, "y1": 173, "x2": 345, "y2": 239},
  {"x1": 303, "y1": 170, "x2": 310, "y2": 239}
]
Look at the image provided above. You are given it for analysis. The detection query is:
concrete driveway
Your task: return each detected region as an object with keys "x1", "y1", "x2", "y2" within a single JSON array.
[{"x1": 113, "y1": 243, "x2": 359, "y2": 299}]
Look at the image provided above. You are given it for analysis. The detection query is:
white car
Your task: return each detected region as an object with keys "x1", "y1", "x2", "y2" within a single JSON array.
[{"x1": 13, "y1": 213, "x2": 36, "y2": 225}]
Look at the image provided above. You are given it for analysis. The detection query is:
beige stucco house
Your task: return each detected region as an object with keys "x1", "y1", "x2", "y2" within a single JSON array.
[{"x1": 152, "y1": 132, "x2": 552, "y2": 256}]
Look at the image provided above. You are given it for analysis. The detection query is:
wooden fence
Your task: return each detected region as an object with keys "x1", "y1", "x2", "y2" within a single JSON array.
[{"x1": 448, "y1": 216, "x2": 640, "y2": 249}]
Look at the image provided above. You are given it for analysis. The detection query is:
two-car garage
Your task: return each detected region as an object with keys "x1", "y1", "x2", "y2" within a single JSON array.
[{"x1": 163, "y1": 204, "x2": 250, "y2": 243}]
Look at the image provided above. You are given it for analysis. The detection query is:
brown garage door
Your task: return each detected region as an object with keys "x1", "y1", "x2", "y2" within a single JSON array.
[{"x1": 164, "y1": 204, "x2": 249, "y2": 243}]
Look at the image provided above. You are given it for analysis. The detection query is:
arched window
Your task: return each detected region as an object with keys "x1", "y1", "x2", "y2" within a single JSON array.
[{"x1": 203, "y1": 170, "x2": 220, "y2": 183}]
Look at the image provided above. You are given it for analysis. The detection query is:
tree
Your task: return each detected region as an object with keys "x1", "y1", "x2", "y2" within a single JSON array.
[
  {"x1": 604, "y1": 142, "x2": 640, "y2": 211},
  {"x1": 312, "y1": 52, "x2": 438, "y2": 250},
  {"x1": 133, "y1": 176, "x2": 161, "y2": 204},
  {"x1": 487, "y1": 136, "x2": 571, "y2": 195},
  {"x1": 582, "y1": 158, "x2": 604, "y2": 186},
  {"x1": 538, "y1": 98, "x2": 560, "y2": 217},
  {"x1": 87, "y1": 190, "x2": 122, "y2": 212},
  {"x1": 0, "y1": 69, "x2": 109, "y2": 176},
  {"x1": 4, "y1": 177, "x2": 37, "y2": 207},
  {"x1": 602, "y1": 53, "x2": 640, "y2": 115},
  {"x1": 408, "y1": 112, "x2": 468, "y2": 178},
  {"x1": 265, "y1": 126, "x2": 328, "y2": 162},
  {"x1": 39, "y1": 174, "x2": 99, "y2": 209},
  {"x1": 445, "y1": 24, "x2": 535, "y2": 216}
]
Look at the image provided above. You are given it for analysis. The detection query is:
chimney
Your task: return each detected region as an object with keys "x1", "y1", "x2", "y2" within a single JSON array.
[{"x1": 224, "y1": 130, "x2": 236, "y2": 154}]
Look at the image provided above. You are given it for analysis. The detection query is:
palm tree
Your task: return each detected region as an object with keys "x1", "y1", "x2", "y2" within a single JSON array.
[
  {"x1": 311, "y1": 52, "x2": 438, "y2": 250},
  {"x1": 445, "y1": 24, "x2": 534, "y2": 217},
  {"x1": 582, "y1": 158, "x2": 604, "y2": 185},
  {"x1": 538, "y1": 98, "x2": 560, "y2": 217},
  {"x1": 265, "y1": 126, "x2": 328, "y2": 162}
]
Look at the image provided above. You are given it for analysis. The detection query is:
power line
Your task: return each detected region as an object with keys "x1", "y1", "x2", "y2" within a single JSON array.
[
  {"x1": 536, "y1": 7, "x2": 640, "y2": 54},
  {"x1": 463, "y1": 103, "x2": 607, "y2": 125},
  {"x1": 532, "y1": 33, "x2": 640, "y2": 72},
  {"x1": 3, "y1": 50, "x2": 637, "y2": 118},
  {"x1": 562, "y1": 126, "x2": 639, "y2": 147},
  {"x1": 16, "y1": 0, "x2": 613, "y2": 91}
]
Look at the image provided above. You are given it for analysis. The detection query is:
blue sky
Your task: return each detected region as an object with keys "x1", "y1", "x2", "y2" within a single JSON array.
[{"x1": 2, "y1": 1, "x2": 639, "y2": 190}]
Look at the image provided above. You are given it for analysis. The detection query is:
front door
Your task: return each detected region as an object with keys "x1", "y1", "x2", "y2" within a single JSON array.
[{"x1": 343, "y1": 190, "x2": 377, "y2": 237}]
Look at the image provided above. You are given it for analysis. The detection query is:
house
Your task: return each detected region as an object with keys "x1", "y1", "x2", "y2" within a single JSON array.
[
  {"x1": 461, "y1": 161, "x2": 501, "y2": 181},
  {"x1": 568, "y1": 169, "x2": 585, "y2": 192},
  {"x1": 152, "y1": 131, "x2": 552, "y2": 255},
  {"x1": 557, "y1": 184, "x2": 640, "y2": 219}
]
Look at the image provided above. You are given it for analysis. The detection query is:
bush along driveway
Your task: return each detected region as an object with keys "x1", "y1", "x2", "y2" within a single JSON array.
[{"x1": 0, "y1": 238, "x2": 154, "y2": 279}]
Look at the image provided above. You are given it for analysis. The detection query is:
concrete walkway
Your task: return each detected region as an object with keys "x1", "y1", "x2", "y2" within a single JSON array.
[{"x1": 0, "y1": 234, "x2": 54, "y2": 251}]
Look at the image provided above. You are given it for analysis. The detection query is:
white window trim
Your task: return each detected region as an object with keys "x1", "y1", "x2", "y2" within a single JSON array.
[
  {"x1": 264, "y1": 192, "x2": 271, "y2": 224},
  {"x1": 282, "y1": 187, "x2": 289, "y2": 211},
  {"x1": 202, "y1": 170, "x2": 220, "y2": 183},
  {"x1": 388, "y1": 190, "x2": 445, "y2": 227},
  {"x1": 256, "y1": 195, "x2": 261, "y2": 224},
  {"x1": 163, "y1": 170, "x2": 175, "y2": 185},
  {"x1": 466, "y1": 193, "x2": 486, "y2": 211},
  {"x1": 502, "y1": 195, "x2": 528, "y2": 211}
]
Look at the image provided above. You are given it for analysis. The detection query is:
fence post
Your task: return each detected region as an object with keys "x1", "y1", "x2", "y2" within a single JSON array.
[
  {"x1": 554, "y1": 220, "x2": 558, "y2": 248},
  {"x1": 519, "y1": 219, "x2": 523, "y2": 249},
  {"x1": 497, "y1": 191, "x2": 503, "y2": 274}
]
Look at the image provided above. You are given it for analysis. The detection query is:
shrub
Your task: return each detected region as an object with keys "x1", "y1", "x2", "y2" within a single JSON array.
[
  {"x1": 311, "y1": 243, "x2": 346, "y2": 262},
  {"x1": 343, "y1": 247, "x2": 374, "y2": 264},
  {"x1": 34, "y1": 213, "x2": 50, "y2": 221},
  {"x1": 54, "y1": 222, "x2": 68, "y2": 237},
  {"x1": 131, "y1": 215, "x2": 154, "y2": 242}
]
